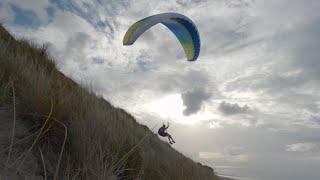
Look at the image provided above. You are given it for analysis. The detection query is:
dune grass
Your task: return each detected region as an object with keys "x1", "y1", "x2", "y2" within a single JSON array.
[{"x1": 0, "y1": 24, "x2": 221, "y2": 180}]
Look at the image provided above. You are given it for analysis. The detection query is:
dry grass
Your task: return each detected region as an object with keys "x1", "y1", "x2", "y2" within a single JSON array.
[{"x1": 0, "y1": 24, "x2": 221, "y2": 180}]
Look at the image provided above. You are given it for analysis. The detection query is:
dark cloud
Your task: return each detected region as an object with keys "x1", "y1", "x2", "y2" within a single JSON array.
[
  {"x1": 310, "y1": 115, "x2": 320, "y2": 125},
  {"x1": 167, "y1": 70, "x2": 217, "y2": 116},
  {"x1": 225, "y1": 72, "x2": 319, "y2": 114},
  {"x1": 181, "y1": 89, "x2": 211, "y2": 116},
  {"x1": 64, "y1": 32, "x2": 91, "y2": 63},
  {"x1": 218, "y1": 101, "x2": 249, "y2": 115},
  {"x1": 157, "y1": 69, "x2": 215, "y2": 93},
  {"x1": 92, "y1": 57, "x2": 105, "y2": 64},
  {"x1": 66, "y1": 32, "x2": 90, "y2": 50}
]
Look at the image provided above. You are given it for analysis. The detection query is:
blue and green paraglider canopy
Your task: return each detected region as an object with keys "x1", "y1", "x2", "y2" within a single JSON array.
[{"x1": 123, "y1": 13, "x2": 201, "y2": 61}]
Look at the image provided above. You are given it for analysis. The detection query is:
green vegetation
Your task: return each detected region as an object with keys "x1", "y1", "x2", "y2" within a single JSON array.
[{"x1": 0, "y1": 24, "x2": 221, "y2": 180}]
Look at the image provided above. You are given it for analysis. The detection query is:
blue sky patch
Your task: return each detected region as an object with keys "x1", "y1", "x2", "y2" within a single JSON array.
[
  {"x1": 46, "y1": 6, "x2": 55, "y2": 20},
  {"x1": 311, "y1": 115, "x2": 320, "y2": 124},
  {"x1": 92, "y1": 57, "x2": 105, "y2": 64},
  {"x1": 10, "y1": 3, "x2": 41, "y2": 27}
]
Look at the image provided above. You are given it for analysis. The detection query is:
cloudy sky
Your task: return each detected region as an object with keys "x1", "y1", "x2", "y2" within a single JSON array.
[{"x1": 1, "y1": 0, "x2": 320, "y2": 179}]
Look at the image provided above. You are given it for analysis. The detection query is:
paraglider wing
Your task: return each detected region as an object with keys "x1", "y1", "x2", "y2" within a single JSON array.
[{"x1": 123, "y1": 13, "x2": 200, "y2": 61}]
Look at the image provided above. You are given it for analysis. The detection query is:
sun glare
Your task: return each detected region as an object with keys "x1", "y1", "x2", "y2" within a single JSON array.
[{"x1": 143, "y1": 94, "x2": 216, "y2": 124}]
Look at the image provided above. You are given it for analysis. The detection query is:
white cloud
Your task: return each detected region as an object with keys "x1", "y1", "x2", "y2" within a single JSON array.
[
  {"x1": 286, "y1": 143, "x2": 316, "y2": 152},
  {"x1": 218, "y1": 101, "x2": 250, "y2": 115},
  {"x1": 209, "y1": 120, "x2": 223, "y2": 129},
  {"x1": 199, "y1": 151, "x2": 248, "y2": 163}
]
